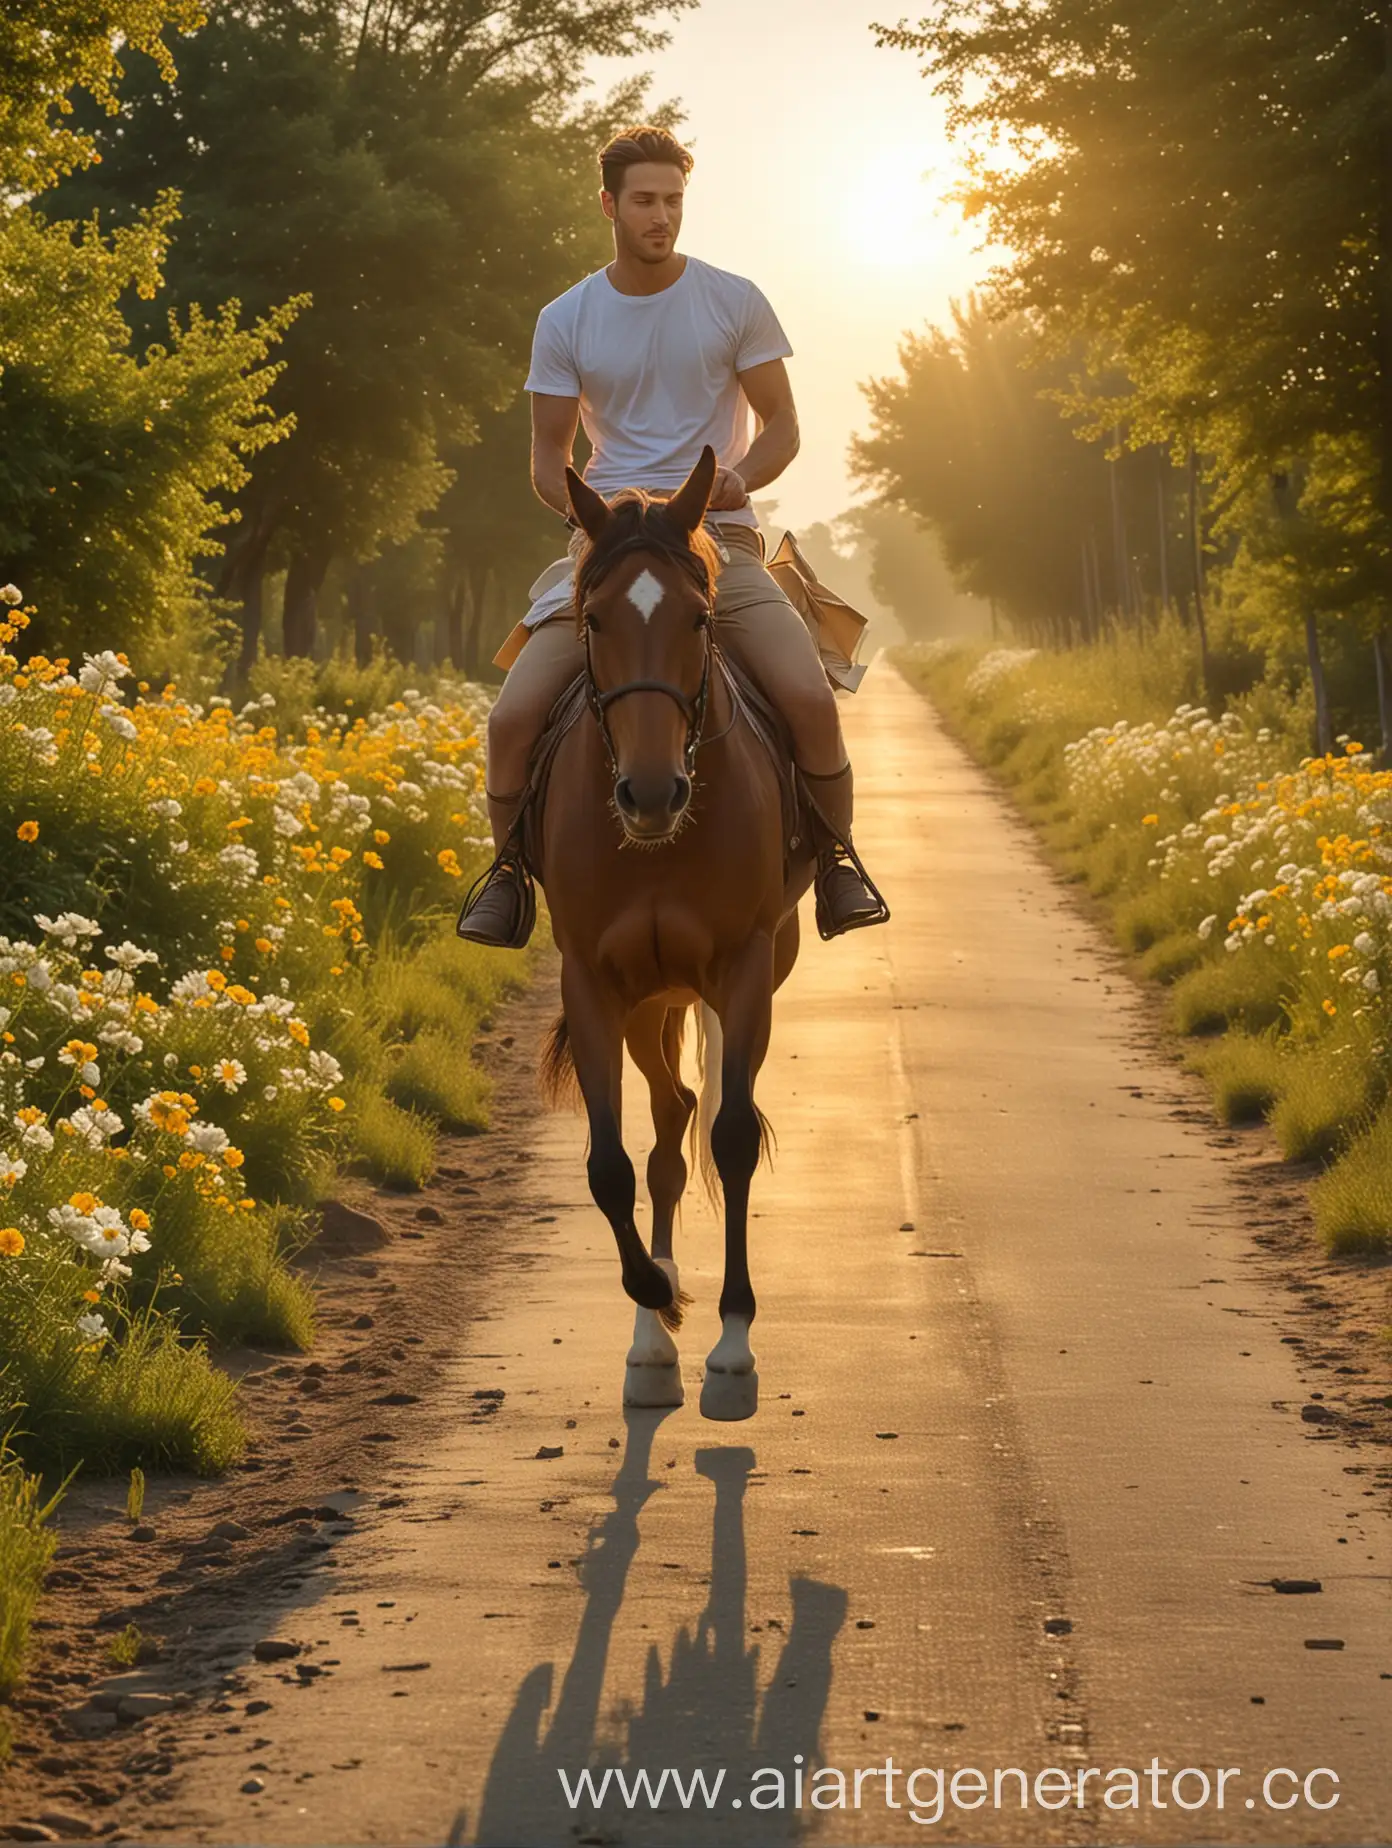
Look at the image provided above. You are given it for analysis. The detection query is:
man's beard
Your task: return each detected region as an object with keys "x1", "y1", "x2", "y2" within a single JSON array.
[{"x1": 619, "y1": 221, "x2": 676, "y2": 264}]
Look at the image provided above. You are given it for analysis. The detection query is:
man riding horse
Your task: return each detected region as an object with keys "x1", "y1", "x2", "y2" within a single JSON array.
[{"x1": 456, "y1": 123, "x2": 886, "y2": 948}]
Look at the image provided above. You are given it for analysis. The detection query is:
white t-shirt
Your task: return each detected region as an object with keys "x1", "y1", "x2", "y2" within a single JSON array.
[{"x1": 524, "y1": 255, "x2": 793, "y2": 532}]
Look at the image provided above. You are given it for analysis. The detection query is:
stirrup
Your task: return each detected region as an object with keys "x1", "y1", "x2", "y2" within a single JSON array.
[
  {"x1": 813, "y1": 842, "x2": 890, "y2": 941},
  {"x1": 455, "y1": 849, "x2": 536, "y2": 950}
]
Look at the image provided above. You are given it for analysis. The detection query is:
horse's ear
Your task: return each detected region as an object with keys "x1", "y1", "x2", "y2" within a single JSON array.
[
  {"x1": 566, "y1": 466, "x2": 610, "y2": 542},
  {"x1": 663, "y1": 445, "x2": 718, "y2": 534}
]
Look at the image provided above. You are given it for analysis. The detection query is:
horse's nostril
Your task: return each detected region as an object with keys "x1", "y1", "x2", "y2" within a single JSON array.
[
  {"x1": 614, "y1": 777, "x2": 638, "y2": 815},
  {"x1": 671, "y1": 775, "x2": 692, "y2": 813}
]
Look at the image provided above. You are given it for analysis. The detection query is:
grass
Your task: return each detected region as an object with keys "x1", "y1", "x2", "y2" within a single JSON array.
[
  {"x1": 104, "y1": 1621, "x2": 160, "y2": 1669},
  {"x1": 0, "y1": 1448, "x2": 61, "y2": 1707},
  {"x1": 1311, "y1": 1100, "x2": 1392, "y2": 1255},
  {"x1": 345, "y1": 1088, "x2": 439, "y2": 1192}
]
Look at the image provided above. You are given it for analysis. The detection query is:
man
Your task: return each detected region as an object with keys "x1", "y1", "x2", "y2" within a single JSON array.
[{"x1": 457, "y1": 123, "x2": 885, "y2": 946}]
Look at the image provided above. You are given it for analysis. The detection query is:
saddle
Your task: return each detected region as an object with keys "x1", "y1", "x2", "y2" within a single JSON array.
[{"x1": 514, "y1": 648, "x2": 806, "y2": 888}]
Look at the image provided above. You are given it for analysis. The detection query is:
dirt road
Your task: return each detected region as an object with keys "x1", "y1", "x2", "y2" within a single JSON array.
[{"x1": 115, "y1": 663, "x2": 1389, "y2": 1844}]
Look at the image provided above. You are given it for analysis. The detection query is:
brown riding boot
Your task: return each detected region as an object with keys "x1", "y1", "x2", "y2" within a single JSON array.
[
  {"x1": 801, "y1": 763, "x2": 890, "y2": 940},
  {"x1": 455, "y1": 788, "x2": 536, "y2": 949}
]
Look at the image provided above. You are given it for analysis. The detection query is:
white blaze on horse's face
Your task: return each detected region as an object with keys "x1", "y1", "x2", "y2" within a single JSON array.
[{"x1": 625, "y1": 568, "x2": 665, "y2": 624}]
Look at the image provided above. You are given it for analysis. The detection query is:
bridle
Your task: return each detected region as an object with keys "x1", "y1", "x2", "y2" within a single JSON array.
[{"x1": 579, "y1": 546, "x2": 718, "y2": 780}]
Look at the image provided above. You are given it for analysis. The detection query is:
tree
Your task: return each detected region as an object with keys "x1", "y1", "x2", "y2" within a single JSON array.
[
  {"x1": 0, "y1": 0, "x2": 296, "y2": 663},
  {"x1": 875, "y1": 0, "x2": 1391, "y2": 724},
  {"x1": 850, "y1": 296, "x2": 1184, "y2": 644},
  {"x1": 55, "y1": 0, "x2": 692, "y2": 659}
]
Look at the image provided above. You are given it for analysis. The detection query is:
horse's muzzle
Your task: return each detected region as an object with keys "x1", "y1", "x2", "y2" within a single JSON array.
[{"x1": 614, "y1": 771, "x2": 692, "y2": 840}]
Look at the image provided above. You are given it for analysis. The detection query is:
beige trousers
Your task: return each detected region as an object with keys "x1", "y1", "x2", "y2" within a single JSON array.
[{"x1": 486, "y1": 524, "x2": 848, "y2": 795}]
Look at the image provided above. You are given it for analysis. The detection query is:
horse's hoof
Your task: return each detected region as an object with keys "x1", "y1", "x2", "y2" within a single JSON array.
[
  {"x1": 700, "y1": 1366, "x2": 759, "y2": 1422},
  {"x1": 624, "y1": 1361, "x2": 686, "y2": 1408}
]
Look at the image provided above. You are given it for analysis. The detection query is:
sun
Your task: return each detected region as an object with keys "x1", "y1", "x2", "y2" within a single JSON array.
[{"x1": 840, "y1": 145, "x2": 957, "y2": 269}]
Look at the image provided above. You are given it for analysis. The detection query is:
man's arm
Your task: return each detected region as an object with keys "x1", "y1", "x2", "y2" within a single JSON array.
[
  {"x1": 530, "y1": 392, "x2": 581, "y2": 520},
  {"x1": 708, "y1": 357, "x2": 801, "y2": 511}
]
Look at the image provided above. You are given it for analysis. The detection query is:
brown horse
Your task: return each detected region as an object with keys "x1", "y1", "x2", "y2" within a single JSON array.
[{"x1": 537, "y1": 444, "x2": 814, "y2": 1421}]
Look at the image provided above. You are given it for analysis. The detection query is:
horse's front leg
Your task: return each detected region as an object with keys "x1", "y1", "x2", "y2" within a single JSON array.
[
  {"x1": 701, "y1": 932, "x2": 775, "y2": 1422},
  {"x1": 561, "y1": 960, "x2": 684, "y2": 1331}
]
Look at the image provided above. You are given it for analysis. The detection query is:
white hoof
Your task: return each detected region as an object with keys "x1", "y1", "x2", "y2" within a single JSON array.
[
  {"x1": 701, "y1": 1315, "x2": 758, "y2": 1421},
  {"x1": 700, "y1": 1367, "x2": 759, "y2": 1422},
  {"x1": 624, "y1": 1260, "x2": 683, "y2": 1408},
  {"x1": 624, "y1": 1361, "x2": 685, "y2": 1408}
]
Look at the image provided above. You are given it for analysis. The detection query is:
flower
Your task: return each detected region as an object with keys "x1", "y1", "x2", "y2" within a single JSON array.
[
  {"x1": 0, "y1": 1227, "x2": 24, "y2": 1256},
  {"x1": 328, "y1": 1096, "x2": 346, "y2": 1112},
  {"x1": 362, "y1": 851, "x2": 384, "y2": 870},
  {"x1": 0, "y1": 584, "x2": 22, "y2": 606},
  {"x1": 78, "y1": 650, "x2": 129, "y2": 694},
  {"x1": 216, "y1": 1058, "x2": 247, "y2": 1092},
  {"x1": 0, "y1": 1153, "x2": 27, "y2": 1186},
  {"x1": 75, "y1": 1311, "x2": 109, "y2": 1343},
  {"x1": 185, "y1": 1121, "x2": 230, "y2": 1156},
  {"x1": 16, "y1": 821, "x2": 38, "y2": 843},
  {"x1": 34, "y1": 912, "x2": 101, "y2": 949}
]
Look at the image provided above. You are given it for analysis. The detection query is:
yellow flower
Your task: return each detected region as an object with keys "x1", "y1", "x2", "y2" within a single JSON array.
[
  {"x1": 204, "y1": 969, "x2": 227, "y2": 992},
  {"x1": 193, "y1": 776, "x2": 218, "y2": 796},
  {"x1": 225, "y1": 985, "x2": 256, "y2": 1007},
  {"x1": 328, "y1": 1096, "x2": 346, "y2": 1113},
  {"x1": 255, "y1": 937, "x2": 274, "y2": 954},
  {"x1": 223, "y1": 1147, "x2": 245, "y2": 1169},
  {"x1": 1322, "y1": 999, "x2": 1337, "y2": 1016},
  {"x1": 188, "y1": 1064, "x2": 203, "y2": 1080},
  {"x1": 68, "y1": 1191, "x2": 101, "y2": 1214},
  {"x1": 1141, "y1": 813, "x2": 1158, "y2": 826},
  {"x1": 373, "y1": 829, "x2": 390, "y2": 845},
  {"x1": 129, "y1": 1208, "x2": 151, "y2": 1231},
  {"x1": 0, "y1": 1227, "x2": 24, "y2": 1257},
  {"x1": 288, "y1": 1019, "x2": 310, "y2": 1047},
  {"x1": 16, "y1": 820, "x2": 38, "y2": 843},
  {"x1": 1327, "y1": 945, "x2": 1350, "y2": 960},
  {"x1": 362, "y1": 851, "x2": 384, "y2": 870},
  {"x1": 82, "y1": 1288, "x2": 102, "y2": 1305}
]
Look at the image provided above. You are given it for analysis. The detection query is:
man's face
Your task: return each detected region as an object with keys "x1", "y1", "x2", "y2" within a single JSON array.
[{"x1": 603, "y1": 162, "x2": 686, "y2": 263}]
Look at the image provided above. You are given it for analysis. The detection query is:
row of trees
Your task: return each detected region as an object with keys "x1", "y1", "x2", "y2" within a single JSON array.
[
  {"x1": 3, "y1": 0, "x2": 686, "y2": 676},
  {"x1": 858, "y1": 0, "x2": 1390, "y2": 749}
]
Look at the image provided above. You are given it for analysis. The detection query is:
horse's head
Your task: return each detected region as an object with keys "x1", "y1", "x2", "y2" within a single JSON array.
[{"x1": 566, "y1": 446, "x2": 721, "y2": 843}]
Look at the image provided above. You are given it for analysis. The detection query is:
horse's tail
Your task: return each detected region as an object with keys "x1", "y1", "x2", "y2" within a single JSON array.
[
  {"x1": 539, "y1": 1011, "x2": 581, "y2": 1110},
  {"x1": 689, "y1": 1002, "x2": 774, "y2": 1205}
]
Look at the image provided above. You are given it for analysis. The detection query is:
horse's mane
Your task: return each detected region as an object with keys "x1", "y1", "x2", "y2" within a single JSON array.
[{"x1": 572, "y1": 489, "x2": 720, "y2": 631}]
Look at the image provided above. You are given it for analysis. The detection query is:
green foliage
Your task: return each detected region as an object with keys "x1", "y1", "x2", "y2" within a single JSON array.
[
  {"x1": 0, "y1": 1446, "x2": 59, "y2": 1707},
  {"x1": 0, "y1": 0, "x2": 204, "y2": 195},
  {"x1": 386, "y1": 1031, "x2": 491, "y2": 1132},
  {"x1": 345, "y1": 1089, "x2": 438, "y2": 1192},
  {"x1": 104, "y1": 1620, "x2": 160, "y2": 1668},
  {"x1": 125, "y1": 1463, "x2": 145, "y2": 1522}
]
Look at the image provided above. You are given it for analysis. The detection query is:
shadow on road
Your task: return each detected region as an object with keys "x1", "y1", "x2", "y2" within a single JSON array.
[{"x1": 466, "y1": 1408, "x2": 847, "y2": 1846}]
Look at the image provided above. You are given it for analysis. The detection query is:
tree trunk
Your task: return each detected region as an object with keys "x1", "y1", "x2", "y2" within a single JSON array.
[
  {"x1": 283, "y1": 546, "x2": 331, "y2": 658},
  {"x1": 445, "y1": 574, "x2": 466, "y2": 670},
  {"x1": 1155, "y1": 457, "x2": 1170, "y2": 621},
  {"x1": 1187, "y1": 446, "x2": 1211, "y2": 692},
  {"x1": 1108, "y1": 427, "x2": 1129, "y2": 623},
  {"x1": 464, "y1": 563, "x2": 490, "y2": 680},
  {"x1": 347, "y1": 567, "x2": 373, "y2": 667},
  {"x1": 1374, "y1": 631, "x2": 1392, "y2": 767},
  {"x1": 1306, "y1": 612, "x2": 1333, "y2": 757}
]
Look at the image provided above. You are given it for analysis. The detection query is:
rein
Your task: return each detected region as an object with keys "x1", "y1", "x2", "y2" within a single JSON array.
[{"x1": 579, "y1": 534, "x2": 718, "y2": 779}]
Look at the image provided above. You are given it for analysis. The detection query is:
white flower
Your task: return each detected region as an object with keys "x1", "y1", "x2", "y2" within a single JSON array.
[
  {"x1": 49, "y1": 1204, "x2": 97, "y2": 1245},
  {"x1": 105, "y1": 941, "x2": 159, "y2": 972},
  {"x1": 0, "y1": 1152, "x2": 27, "y2": 1185},
  {"x1": 100, "y1": 1257, "x2": 132, "y2": 1283},
  {"x1": 148, "y1": 798, "x2": 183, "y2": 819},
  {"x1": 1352, "y1": 933, "x2": 1376, "y2": 957},
  {"x1": 0, "y1": 584, "x2": 22, "y2": 606},
  {"x1": 272, "y1": 808, "x2": 304, "y2": 838},
  {"x1": 102, "y1": 707, "x2": 138, "y2": 742},
  {"x1": 185, "y1": 1120, "x2": 230, "y2": 1156},
  {"x1": 97, "y1": 1025, "x2": 144, "y2": 1055},
  {"x1": 16, "y1": 1120, "x2": 53, "y2": 1152},
  {"x1": 215, "y1": 1058, "x2": 247, "y2": 1093},
  {"x1": 263, "y1": 1085, "x2": 278, "y2": 1101},
  {"x1": 308, "y1": 1049, "x2": 343, "y2": 1088},
  {"x1": 78, "y1": 651, "x2": 129, "y2": 694},
  {"x1": 1364, "y1": 969, "x2": 1381, "y2": 994},
  {"x1": 69, "y1": 1106, "x2": 123, "y2": 1146},
  {"x1": 1197, "y1": 914, "x2": 1219, "y2": 941},
  {"x1": 34, "y1": 912, "x2": 100, "y2": 949},
  {"x1": 75, "y1": 1311, "x2": 109, "y2": 1343}
]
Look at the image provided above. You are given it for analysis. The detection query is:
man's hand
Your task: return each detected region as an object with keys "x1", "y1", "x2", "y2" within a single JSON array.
[{"x1": 707, "y1": 465, "x2": 750, "y2": 512}]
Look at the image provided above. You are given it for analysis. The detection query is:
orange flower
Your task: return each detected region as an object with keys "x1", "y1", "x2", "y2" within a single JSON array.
[
  {"x1": 128, "y1": 1208, "x2": 151, "y2": 1231},
  {"x1": 0, "y1": 1227, "x2": 24, "y2": 1257},
  {"x1": 16, "y1": 820, "x2": 38, "y2": 843}
]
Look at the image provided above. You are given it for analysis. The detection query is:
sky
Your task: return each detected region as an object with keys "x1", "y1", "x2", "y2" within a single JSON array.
[{"x1": 581, "y1": 0, "x2": 1002, "y2": 531}]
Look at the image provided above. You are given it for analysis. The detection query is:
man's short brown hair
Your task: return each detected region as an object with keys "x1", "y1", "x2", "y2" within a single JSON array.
[{"x1": 599, "y1": 125, "x2": 693, "y2": 198}]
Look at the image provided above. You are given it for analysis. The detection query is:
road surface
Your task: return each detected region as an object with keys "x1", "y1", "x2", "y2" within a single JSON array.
[{"x1": 166, "y1": 661, "x2": 1389, "y2": 1845}]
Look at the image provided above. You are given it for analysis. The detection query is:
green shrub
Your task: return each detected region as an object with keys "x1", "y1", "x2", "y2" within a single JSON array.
[
  {"x1": 346, "y1": 1089, "x2": 437, "y2": 1191},
  {"x1": 0, "y1": 1448, "x2": 59, "y2": 1705},
  {"x1": 1311, "y1": 1100, "x2": 1392, "y2": 1255}
]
